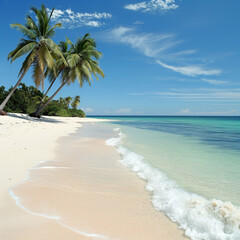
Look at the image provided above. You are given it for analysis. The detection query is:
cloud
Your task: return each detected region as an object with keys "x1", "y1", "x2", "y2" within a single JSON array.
[
  {"x1": 177, "y1": 109, "x2": 239, "y2": 116},
  {"x1": 201, "y1": 78, "x2": 228, "y2": 85},
  {"x1": 85, "y1": 107, "x2": 94, "y2": 113},
  {"x1": 134, "y1": 20, "x2": 144, "y2": 25},
  {"x1": 129, "y1": 88, "x2": 240, "y2": 101},
  {"x1": 115, "y1": 108, "x2": 132, "y2": 114},
  {"x1": 47, "y1": 8, "x2": 112, "y2": 28},
  {"x1": 102, "y1": 27, "x2": 221, "y2": 78},
  {"x1": 156, "y1": 60, "x2": 222, "y2": 77},
  {"x1": 104, "y1": 27, "x2": 183, "y2": 58},
  {"x1": 124, "y1": 0, "x2": 179, "y2": 12},
  {"x1": 169, "y1": 50, "x2": 197, "y2": 56},
  {"x1": 178, "y1": 108, "x2": 190, "y2": 114}
]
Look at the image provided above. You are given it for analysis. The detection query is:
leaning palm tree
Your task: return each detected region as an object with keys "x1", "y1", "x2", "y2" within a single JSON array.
[
  {"x1": 31, "y1": 40, "x2": 71, "y2": 116},
  {"x1": 33, "y1": 34, "x2": 104, "y2": 117},
  {"x1": 0, "y1": 5, "x2": 66, "y2": 115}
]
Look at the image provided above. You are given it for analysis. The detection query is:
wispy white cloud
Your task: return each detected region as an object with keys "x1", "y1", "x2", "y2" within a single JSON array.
[
  {"x1": 178, "y1": 108, "x2": 190, "y2": 114},
  {"x1": 201, "y1": 78, "x2": 228, "y2": 85},
  {"x1": 134, "y1": 20, "x2": 144, "y2": 25},
  {"x1": 102, "y1": 27, "x2": 221, "y2": 78},
  {"x1": 129, "y1": 88, "x2": 240, "y2": 101},
  {"x1": 84, "y1": 107, "x2": 94, "y2": 113},
  {"x1": 156, "y1": 60, "x2": 222, "y2": 77},
  {"x1": 177, "y1": 109, "x2": 239, "y2": 116},
  {"x1": 103, "y1": 27, "x2": 184, "y2": 58},
  {"x1": 115, "y1": 108, "x2": 132, "y2": 114},
  {"x1": 124, "y1": 0, "x2": 179, "y2": 12},
  {"x1": 47, "y1": 8, "x2": 112, "y2": 28},
  {"x1": 169, "y1": 50, "x2": 197, "y2": 57}
]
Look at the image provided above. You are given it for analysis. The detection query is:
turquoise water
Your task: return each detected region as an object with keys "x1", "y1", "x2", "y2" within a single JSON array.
[{"x1": 96, "y1": 116, "x2": 240, "y2": 240}]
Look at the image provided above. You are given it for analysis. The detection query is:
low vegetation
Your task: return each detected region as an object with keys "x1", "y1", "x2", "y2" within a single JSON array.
[{"x1": 0, "y1": 83, "x2": 85, "y2": 117}]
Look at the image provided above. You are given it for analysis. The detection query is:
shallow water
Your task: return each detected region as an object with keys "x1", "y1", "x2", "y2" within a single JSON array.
[{"x1": 101, "y1": 116, "x2": 240, "y2": 240}]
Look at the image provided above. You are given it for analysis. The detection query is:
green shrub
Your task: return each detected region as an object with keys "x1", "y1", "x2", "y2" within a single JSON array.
[
  {"x1": 0, "y1": 84, "x2": 85, "y2": 118},
  {"x1": 56, "y1": 108, "x2": 69, "y2": 117}
]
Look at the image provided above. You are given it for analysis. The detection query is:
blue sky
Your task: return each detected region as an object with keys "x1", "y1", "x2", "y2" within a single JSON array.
[{"x1": 1, "y1": 0, "x2": 240, "y2": 115}]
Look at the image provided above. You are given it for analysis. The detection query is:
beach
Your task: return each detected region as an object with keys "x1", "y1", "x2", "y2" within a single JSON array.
[
  {"x1": 1, "y1": 1, "x2": 239, "y2": 239},
  {"x1": 0, "y1": 114, "x2": 186, "y2": 240}
]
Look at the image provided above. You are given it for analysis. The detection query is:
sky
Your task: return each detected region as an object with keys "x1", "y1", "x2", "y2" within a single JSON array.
[{"x1": 0, "y1": 0, "x2": 240, "y2": 116}]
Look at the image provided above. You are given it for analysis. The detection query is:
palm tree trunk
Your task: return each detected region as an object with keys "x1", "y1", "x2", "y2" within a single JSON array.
[
  {"x1": 33, "y1": 79, "x2": 70, "y2": 117},
  {"x1": 32, "y1": 79, "x2": 56, "y2": 116},
  {"x1": 0, "y1": 69, "x2": 29, "y2": 114}
]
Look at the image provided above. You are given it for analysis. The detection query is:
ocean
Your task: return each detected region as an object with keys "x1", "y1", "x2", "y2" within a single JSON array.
[{"x1": 97, "y1": 116, "x2": 240, "y2": 240}]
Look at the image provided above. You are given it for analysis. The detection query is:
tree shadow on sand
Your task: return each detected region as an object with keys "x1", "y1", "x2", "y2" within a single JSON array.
[{"x1": 6, "y1": 113, "x2": 65, "y2": 124}]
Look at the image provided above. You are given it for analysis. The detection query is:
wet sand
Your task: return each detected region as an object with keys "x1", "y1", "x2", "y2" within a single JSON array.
[{"x1": 2, "y1": 121, "x2": 187, "y2": 240}]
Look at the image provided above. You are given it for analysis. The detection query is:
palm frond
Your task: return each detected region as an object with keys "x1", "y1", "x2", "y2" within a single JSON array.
[
  {"x1": 10, "y1": 23, "x2": 37, "y2": 40},
  {"x1": 42, "y1": 45, "x2": 55, "y2": 70},
  {"x1": 32, "y1": 59, "x2": 44, "y2": 89},
  {"x1": 25, "y1": 15, "x2": 41, "y2": 37},
  {"x1": 42, "y1": 38, "x2": 67, "y2": 66},
  {"x1": 8, "y1": 40, "x2": 37, "y2": 63},
  {"x1": 48, "y1": 7, "x2": 55, "y2": 22},
  {"x1": 33, "y1": 46, "x2": 45, "y2": 89},
  {"x1": 45, "y1": 23, "x2": 61, "y2": 38},
  {"x1": 18, "y1": 49, "x2": 37, "y2": 77},
  {"x1": 67, "y1": 54, "x2": 80, "y2": 68},
  {"x1": 85, "y1": 49, "x2": 102, "y2": 60}
]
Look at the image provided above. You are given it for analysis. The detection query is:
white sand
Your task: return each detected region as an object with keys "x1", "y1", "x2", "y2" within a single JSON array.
[
  {"x1": 0, "y1": 114, "x2": 186, "y2": 240},
  {"x1": 0, "y1": 113, "x2": 108, "y2": 200}
]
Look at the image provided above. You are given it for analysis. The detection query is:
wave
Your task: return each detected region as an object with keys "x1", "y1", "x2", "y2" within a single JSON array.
[{"x1": 106, "y1": 128, "x2": 240, "y2": 240}]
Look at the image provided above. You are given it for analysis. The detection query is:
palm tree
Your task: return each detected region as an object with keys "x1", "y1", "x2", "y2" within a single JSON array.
[
  {"x1": 33, "y1": 34, "x2": 104, "y2": 117},
  {"x1": 31, "y1": 40, "x2": 71, "y2": 116},
  {"x1": 64, "y1": 97, "x2": 72, "y2": 108},
  {"x1": 0, "y1": 5, "x2": 66, "y2": 115},
  {"x1": 71, "y1": 96, "x2": 80, "y2": 109},
  {"x1": 59, "y1": 97, "x2": 64, "y2": 105}
]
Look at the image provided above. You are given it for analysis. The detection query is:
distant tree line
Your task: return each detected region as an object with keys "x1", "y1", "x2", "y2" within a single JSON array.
[{"x1": 0, "y1": 83, "x2": 85, "y2": 117}]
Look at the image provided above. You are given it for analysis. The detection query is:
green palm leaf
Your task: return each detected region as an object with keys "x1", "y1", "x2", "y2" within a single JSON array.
[
  {"x1": 8, "y1": 40, "x2": 37, "y2": 63},
  {"x1": 42, "y1": 38, "x2": 67, "y2": 66},
  {"x1": 18, "y1": 49, "x2": 37, "y2": 78},
  {"x1": 42, "y1": 45, "x2": 55, "y2": 70},
  {"x1": 10, "y1": 23, "x2": 37, "y2": 40},
  {"x1": 45, "y1": 23, "x2": 62, "y2": 38},
  {"x1": 32, "y1": 60, "x2": 44, "y2": 89}
]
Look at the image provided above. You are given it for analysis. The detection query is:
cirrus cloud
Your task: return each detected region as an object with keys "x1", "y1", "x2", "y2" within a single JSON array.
[
  {"x1": 156, "y1": 60, "x2": 222, "y2": 77},
  {"x1": 201, "y1": 78, "x2": 228, "y2": 85},
  {"x1": 129, "y1": 88, "x2": 240, "y2": 101},
  {"x1": 115, "y1": 108, "x2": 132, "y2": 114},
  {"x1": 85, "y1": 108, "x2": 94, "y2": 113},
  {"x1": 102, "y1": 27, "x2": 222, "y2": 78},
  {"x1": 103, "y1": 26, "x2": 183, "y2": 58},
  {"x1": 178, "y1": 108, "x2": 190, "y2": 114}
]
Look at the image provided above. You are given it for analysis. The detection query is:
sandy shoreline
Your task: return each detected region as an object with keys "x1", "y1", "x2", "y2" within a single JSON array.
[
  {"x1": 0, "y1": 114, "x2": 186, "y2": 239},
  {"x1": 0, "y1": 114, "x2": 109, "y2": 199}
]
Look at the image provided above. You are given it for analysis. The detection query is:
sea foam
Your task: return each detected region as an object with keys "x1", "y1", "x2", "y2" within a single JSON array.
[{"x1": 106, "y1": 128, "x2": 240, "y2": 240}]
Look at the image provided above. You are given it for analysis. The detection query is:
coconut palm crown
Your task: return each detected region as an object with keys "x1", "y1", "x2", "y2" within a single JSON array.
[
  {"x1": 8, "y1": 5, "x2": 66, "y2": 88},
  {"x1": 64, "y1": 33, "x2": 105, "y2": 87}
]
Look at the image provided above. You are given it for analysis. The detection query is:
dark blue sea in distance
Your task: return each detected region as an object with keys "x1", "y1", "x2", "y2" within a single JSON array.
[{"x1": 90, "y1": 116, "x2": 240, "y2": 151}]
